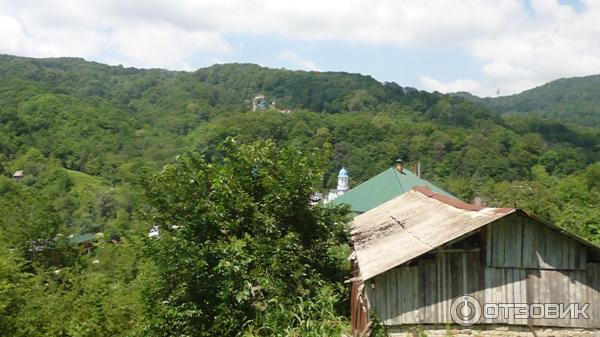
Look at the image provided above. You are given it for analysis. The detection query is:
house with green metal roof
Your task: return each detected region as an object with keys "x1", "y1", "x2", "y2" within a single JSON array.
[
  {"x1": 69, "y1": 233, "x2": 97, "y2": 245},
  {"x1": 328, "y1": 163, "x2": 454, "y2": 213}
]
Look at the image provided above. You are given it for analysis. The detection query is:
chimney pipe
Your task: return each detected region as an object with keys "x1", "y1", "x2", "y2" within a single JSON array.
[
  {"x1": 395, "y1": 159, "x2": 403, "y2": 173},
  {"x1": 417, "y1": 162, "x2": 421, "y2": 178}
]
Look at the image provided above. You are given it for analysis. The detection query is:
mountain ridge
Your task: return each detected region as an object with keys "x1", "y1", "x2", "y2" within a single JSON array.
[
  {"x1": 457, "y1": 74, "x2": 600, "y2": 126},
  {"x1": 1, "y1": 53, "x2": 597, "y2": 188}
]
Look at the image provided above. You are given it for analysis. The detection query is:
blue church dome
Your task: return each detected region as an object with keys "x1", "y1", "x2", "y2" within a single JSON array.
[{"x1": 338, "y1": 167, "x2": 348, "y2": 177}]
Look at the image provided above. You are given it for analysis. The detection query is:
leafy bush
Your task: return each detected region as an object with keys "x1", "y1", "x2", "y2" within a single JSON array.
[{"x1": 136, "y1": 139, "x2": 351, "y2": 336}]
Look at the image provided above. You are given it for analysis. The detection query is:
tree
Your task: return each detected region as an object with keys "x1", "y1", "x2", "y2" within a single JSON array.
[
  {"x1": 137, "y1": 139, "x2": 350, "y2": 336},
  {"x1": 0, "y1": 176, "x2": 66, "y2": 265},
  {"x1": 0, "y1": 245, "x2": 27, "y2": 333}
]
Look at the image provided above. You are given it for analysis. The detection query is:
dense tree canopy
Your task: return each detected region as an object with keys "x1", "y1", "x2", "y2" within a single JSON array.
[{"x1": 137, "y1": 140, "x2": 350, "y2": 336}]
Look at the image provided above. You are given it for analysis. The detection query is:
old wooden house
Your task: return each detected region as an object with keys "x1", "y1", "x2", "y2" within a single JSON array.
[{"x1": 350, "y1": 187, "x2": 600, "y2": 337}]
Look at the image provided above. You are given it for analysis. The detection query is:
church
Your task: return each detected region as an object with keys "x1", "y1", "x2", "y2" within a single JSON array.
[{"x1": 325, "y1": 167, "x2": 350, "y2": 203}]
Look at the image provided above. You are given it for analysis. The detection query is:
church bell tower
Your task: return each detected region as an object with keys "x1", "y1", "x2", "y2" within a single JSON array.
[{"x1": 337, "y1": 167, "x2": 349, "y2": 192}]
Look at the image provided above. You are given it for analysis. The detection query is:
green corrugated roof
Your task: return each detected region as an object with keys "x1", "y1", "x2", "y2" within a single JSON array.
[
  {"x1": 329, "y1": 167, "x2": 454, "y2": 213},
  {"x1": 70, "y1": 233, "x2": 97, "y2": 245}
]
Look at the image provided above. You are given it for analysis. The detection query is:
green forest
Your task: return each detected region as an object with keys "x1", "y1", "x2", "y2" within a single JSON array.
[
  {"x1": 1, "y1": 54, "x2": 600, "y2": 336},
  {"x1": 458, "y1": 74, "x2": 600, "y2": 127}
]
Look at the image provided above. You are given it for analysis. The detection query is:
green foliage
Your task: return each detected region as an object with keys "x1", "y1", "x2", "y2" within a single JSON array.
[
  {"x1": 0, "y1": 175, "x2": 66, "y2": 265},
  {"x1": 188, "y1": 106, "x2": 599, "y2": 190},
  {"x1": 0, "y1": 245, "x2": 28, "y2": 332},
  {"x1": 245, "y1": 284, "x2": 349, "y2": 337},
  {"x1": 460, "y1": 75, "x2": 600, "y2": 126},
  {"x1": 5, "y1": 245, "x2": 143, "y2": 337},
  {"x1": 136, "y1": 140, "x2": 350, "y2": 336},
  {"x1": 368, "y1": 312, "x2": 389, "y2": 337}
]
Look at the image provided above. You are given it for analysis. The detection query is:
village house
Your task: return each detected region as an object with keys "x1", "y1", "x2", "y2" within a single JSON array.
[
  {"x1": 12, "y1": 170, "x2": 24, "y2": 180},
  {"x1": 324, "y1": 161, "x2": 600, "y2": 336},
  {"x1": 347, "y1": 185, "x2": 600, "y2": 337},
  {"x1": 69, "y1": 232, "x2": 101, "y2": 254}
]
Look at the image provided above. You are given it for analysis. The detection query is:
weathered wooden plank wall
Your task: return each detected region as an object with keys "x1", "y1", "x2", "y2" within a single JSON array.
[
  {"x1": 487, "y1": 215, "x2": 587, "y2": 270},
  {"x1": 370, "y1": 256, "x2": 600, "y2": 327},
  {"x1": 370, "y1": 251, "x2": 482, "y2": 326}
]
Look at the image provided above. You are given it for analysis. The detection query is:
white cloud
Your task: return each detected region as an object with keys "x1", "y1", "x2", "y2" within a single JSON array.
[
  {"x1": 1, "y1": 0, "x2": 600, "y2": 95},
  {"x1": 420, "y1": 75, "x2": 484, "y2": 95},
  {"x1": 0, "y1": 15, "x2": 27, "y2": 54},
  {"x1": 0, "y1": 0, "x2": 232, "y2": 69},
  {"x1": 277, "y1": 50, "x2": 319, "y2": 71},
  {"x1": 107, "y1": 23, "x2": 230, "y2": 69},
  {"x1": 466, "y1": 1, "x2": 600, "y2": 95}
]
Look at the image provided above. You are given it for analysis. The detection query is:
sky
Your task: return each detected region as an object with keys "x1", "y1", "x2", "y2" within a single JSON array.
[{"x1": 1, "y1": 0, "x2": 599, "y2": 97}]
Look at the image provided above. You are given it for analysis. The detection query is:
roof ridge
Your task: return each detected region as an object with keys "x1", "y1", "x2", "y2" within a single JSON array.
[
  {"x1": 412, "y1": 186, "x2": 486, "y2": 211},
  {"x1": 390, "y1": 167, "x2": 406, "y2": 194}
]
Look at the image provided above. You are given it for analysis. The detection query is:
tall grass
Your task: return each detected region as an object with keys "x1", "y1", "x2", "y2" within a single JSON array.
[{"x1": 243, "y1": 285, "x2": 350, "y2": 337}]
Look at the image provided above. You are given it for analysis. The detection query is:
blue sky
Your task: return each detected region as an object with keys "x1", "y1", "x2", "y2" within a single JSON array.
[
  {"x1": 1, "y1": 0, "x2": 598, "y2": 96},
  {"x1": 219, "y1": 34, "x2": 484, "y2": 90}
]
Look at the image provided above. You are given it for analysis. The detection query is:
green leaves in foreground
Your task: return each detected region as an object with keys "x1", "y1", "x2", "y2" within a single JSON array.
[{"x1": 138, "y1": 139, "x2": 351, "y2": 337}]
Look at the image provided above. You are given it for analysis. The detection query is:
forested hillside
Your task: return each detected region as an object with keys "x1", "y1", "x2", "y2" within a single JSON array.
[
  {"x1": 1, "y1": 54, "x2": 600, "y2": 336},
  {"x1": 458, "y1": 75, "x2": 600, "y2": 126}
]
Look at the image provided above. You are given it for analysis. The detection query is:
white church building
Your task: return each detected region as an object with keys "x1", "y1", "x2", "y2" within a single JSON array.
[{"x1": 325, "y1": 167, "x2": 349, "y2": 203}]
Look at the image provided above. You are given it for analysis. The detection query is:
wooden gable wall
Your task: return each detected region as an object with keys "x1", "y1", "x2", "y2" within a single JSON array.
[{"x1": 487, "y1": 214, "x2": 588, "y2": 270}]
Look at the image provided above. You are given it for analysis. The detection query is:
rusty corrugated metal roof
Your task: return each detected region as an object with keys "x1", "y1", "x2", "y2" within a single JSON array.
[{"x1": 351, "y1": 188, "x2": 514, "y2": 281}]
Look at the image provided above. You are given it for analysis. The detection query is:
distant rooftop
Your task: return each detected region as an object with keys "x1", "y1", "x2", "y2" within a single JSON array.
[
  {"x1": 69, "y1": 233, "x2": 98, "y2": 245},
  {"x1": 329, "y1": 166, "x2": 454, "y2": 213}
]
